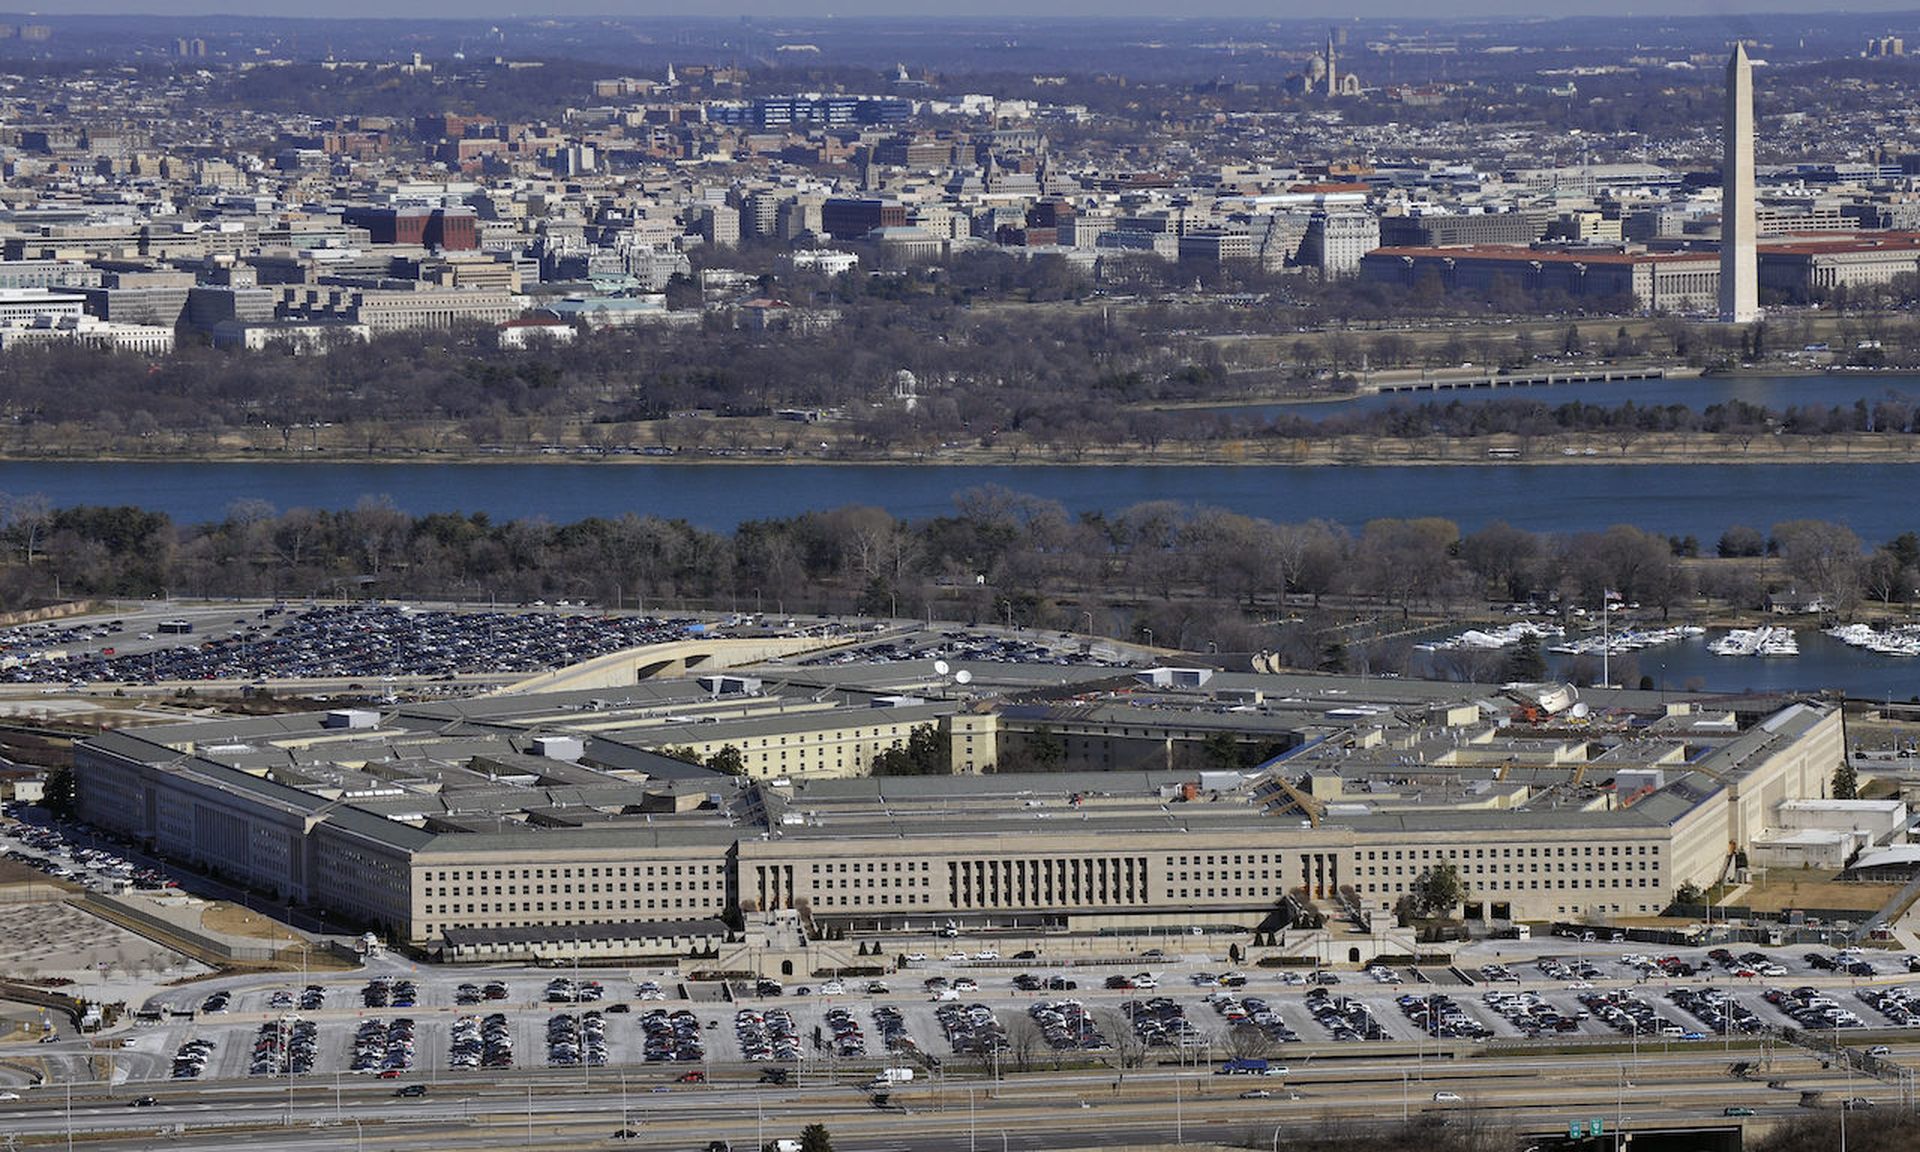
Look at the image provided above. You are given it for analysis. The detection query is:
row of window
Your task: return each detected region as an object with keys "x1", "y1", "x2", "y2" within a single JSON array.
[
  {"x1": 429, "y1": 880, "x2": 715, "y2": 897},
  {"x1": 1362, "y1": 860, "x2": 1656, "y2": 877},
  {"x1": 1363, "y1": 845, "x2": 1658, "y2": 861},
  {"x1": 424, "y1": 864, "x2": 712, "y2": 882},
  {"x1": 424, "y1": 897, "x2": 715, "y2": 915}
]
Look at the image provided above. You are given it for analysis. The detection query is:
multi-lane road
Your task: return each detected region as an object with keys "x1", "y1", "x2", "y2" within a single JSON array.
[{"x1": 0, "y1": 1047, "x2": 1891, "y2": 1152}]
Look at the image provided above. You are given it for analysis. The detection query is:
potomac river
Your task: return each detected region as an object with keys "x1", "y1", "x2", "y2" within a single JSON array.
[{"x1": 4, "y1": 458, "x2": 1917, "y2": 544}]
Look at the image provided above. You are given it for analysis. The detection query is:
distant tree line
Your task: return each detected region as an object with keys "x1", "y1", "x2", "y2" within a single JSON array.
[
  {"x1": 0, "y1": 491, "x2": 1908, "y2": 681},
  {"x1": 13, "y1": 301, "x2": 1920, "y2": 465}
]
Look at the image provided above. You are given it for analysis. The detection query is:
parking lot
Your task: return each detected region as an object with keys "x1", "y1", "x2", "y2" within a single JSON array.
[
  {"x1": 105, "y1": 940, "x2": 1920, "y2": 1089},
  {"x1": 0, "y1": 604, "x2": 702, "y2": 686},
  {"x1": 797, "y1": 630, "x2": 1127, "y2": 669}
]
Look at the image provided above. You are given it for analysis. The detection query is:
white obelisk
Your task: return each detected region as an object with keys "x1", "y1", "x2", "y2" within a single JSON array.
[{"x1": 1719, "y1": 42, "x2": 1760, "y2": 324}]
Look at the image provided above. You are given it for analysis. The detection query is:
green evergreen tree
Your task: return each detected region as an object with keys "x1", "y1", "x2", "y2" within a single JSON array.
[
  {"x1": 1832, "y1": 760, "x2": 1859, "y2": 800},
  {"x1": 1503, "y1": 634, "x2": 1547, "y2": 682},
  {"x1": 41, "y1": 765, "x2": 75, "y2": 818},
  {"x1": 799, "y1": 1123, "x2": 834, "y2": 1152}
]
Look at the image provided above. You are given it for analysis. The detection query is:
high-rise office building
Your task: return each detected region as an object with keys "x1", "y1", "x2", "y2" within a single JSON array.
[{"x1": 1719, "y1": 43, "x2": 1760, "y2": 324}]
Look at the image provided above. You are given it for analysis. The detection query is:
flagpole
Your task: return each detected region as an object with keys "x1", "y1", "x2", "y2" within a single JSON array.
[{"x1": 1602, "y1": 595, "x2": 1610, "y2": 689}]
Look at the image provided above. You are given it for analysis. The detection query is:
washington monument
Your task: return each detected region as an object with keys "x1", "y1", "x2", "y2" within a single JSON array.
[{"x1": 1719, "y1": 42, "x2": 1760, "y2": 324}]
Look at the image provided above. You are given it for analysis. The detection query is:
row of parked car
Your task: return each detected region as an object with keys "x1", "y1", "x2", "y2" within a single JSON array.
[
  {"x1": 171, "y1": 1037, "x2": 214, "y2": 1079},
  {"x1": 546, "y1": 977, "x2": 606, "y2": 1004},
  {"x1": 350, "y1": 1018, "x2": 416, "y2": 1076},
  {"x1": 547, "y1": 1011, "x2": 608, "y2": 1068},
  {"x1": 1304, "y1": 988, "x2": 1388, "y2": 1042},
  {"x1": 360, "y1": 979, "x2": 418, "y2": 1010},
  {"x1": 1806, "y1": 951, "x2": 1880, "y2": 977},
  {"x1": 820, "y1": 1007, "x2": 867, "y2": 1057},
  {"x1": 450, "y1": 1013, "x2": 513, "y2": 1070},
  {"x1": 268, "y1": 985, "x2": 326, "y2": 1012},
  {"x1": 1765, "y1": 986, "x2": 1865, "y2": 1030},
  {"x1": 871, "y1": 1005, "x2": 915, "y2": 1055},
  {"x1": 1577, "y1": 990, "x2": 1696, "y2": 1039},
  {"x1": 1856, "y1": 985, "x2": 1920, "y2": 1027},
  {"x1": 454, "y1": 980, "x2": 512, "y2": 1006},
  {"x1": 640, "y1": 1008, "x2": 705, "y2": 1063},
  {"x1": 1123, "y1": 997, "x2": 1202, "y2": 1049},
  {"x1": 248, "y1": 1018, "x2": 316, "y2": 1077},
  {"x1": 936, "y1": 1002, "x2": 1006, "y2": 1056},
  {"x1": 1401, "y1": 993, "x2": 1494, "y2": 1041},
  {"x1": 1206, "y1": 992, "x2": 1300, "y2": 1044},
  {"x1": 1535, "y1": 958, "x2": 1604, "y2": 983},
  {"x1": 1029, "y1": 1000, "x2": 1105, "y2": 1050},
  {"x1": 1706, "y1": 948, "x2": 1788, "y2": 978},
  {"x1": 1011, "y1": 973, "x2": 1078, "y2": 993},
  {"x1": 1667, "y1": 987, "x2": 1763, "y2": 1035},
  {"x1": 735, "y1": 1008, "x2": 799, "y2": 1063}
]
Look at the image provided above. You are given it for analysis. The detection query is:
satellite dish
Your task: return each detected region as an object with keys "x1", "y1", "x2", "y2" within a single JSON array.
[
  {"x1": 954, "y1": 669, "x2": 973, "y2": 685},
  {"x1": 934, "y1": 660, "x2": 950, "y2": 677},
  {"x1": 1570, "y1": 702, "x2": 1591, "y2": 719}
]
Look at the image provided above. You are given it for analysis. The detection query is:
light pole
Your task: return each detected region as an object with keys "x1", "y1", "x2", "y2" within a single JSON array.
[
  {"x1": 1175, "y1": 1075, "x2": 1183, "y2": 1145},
  {"x1": 1615, "y1": 1063, "x2": 1625, "y2": 1152},
  {"x1": 969, "y1": 1085, "x2": 976, "y2": 1152},
  {"x1": 353, "y1": 1118, "x2": 364, "y2": 1152}
]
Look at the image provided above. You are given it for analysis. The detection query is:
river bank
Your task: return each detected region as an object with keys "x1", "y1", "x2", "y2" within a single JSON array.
[{"x1": 10, "y1": 429, "x2": 1920, "y2": 469}]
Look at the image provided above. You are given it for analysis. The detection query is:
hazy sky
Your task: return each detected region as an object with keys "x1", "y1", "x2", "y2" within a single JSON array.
[{"x1": 34, "y1": 1, "x2": 1920, "y2": 18}]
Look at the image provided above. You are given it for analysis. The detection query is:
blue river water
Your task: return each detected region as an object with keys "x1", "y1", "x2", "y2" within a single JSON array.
[
  {"x1": 3, "y1": 459, "x2": 1915, "y2": 545},
  {"x1": 1453, "y1": 630, "x2": 1920, "y2": 703}
]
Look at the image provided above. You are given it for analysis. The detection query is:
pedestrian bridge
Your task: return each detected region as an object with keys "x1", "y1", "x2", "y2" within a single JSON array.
[{"x1": 494, "y1": 633, "x2": 851, "y2": 695}]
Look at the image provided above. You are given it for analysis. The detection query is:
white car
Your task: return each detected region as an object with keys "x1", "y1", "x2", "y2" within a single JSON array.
[
  {"x1": 819, "y1": 981, "x2": 845, "y2": 996},
  {"x1": 973, "y1": 950, "x2": 999, "y2": 961},
  {"x1": 1432, "y1": 1091, "x2": 1463, "y2": 1104},
  {"x1": 904, "y1": 952, "x2": 927, "y2": 963},
  {"x1": 944, "y1": 952, "x2": 969, "y2": 963}
]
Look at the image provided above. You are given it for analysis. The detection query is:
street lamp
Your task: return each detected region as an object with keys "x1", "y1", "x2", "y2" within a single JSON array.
[{"x1": 1175, "y1": 1075, "x2": 1184, "y2": 1145}]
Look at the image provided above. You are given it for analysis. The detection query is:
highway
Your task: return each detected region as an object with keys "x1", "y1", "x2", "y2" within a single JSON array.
[{"x1": 0, "y1": 1046, "x2": 1897, "y2": 1152}]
